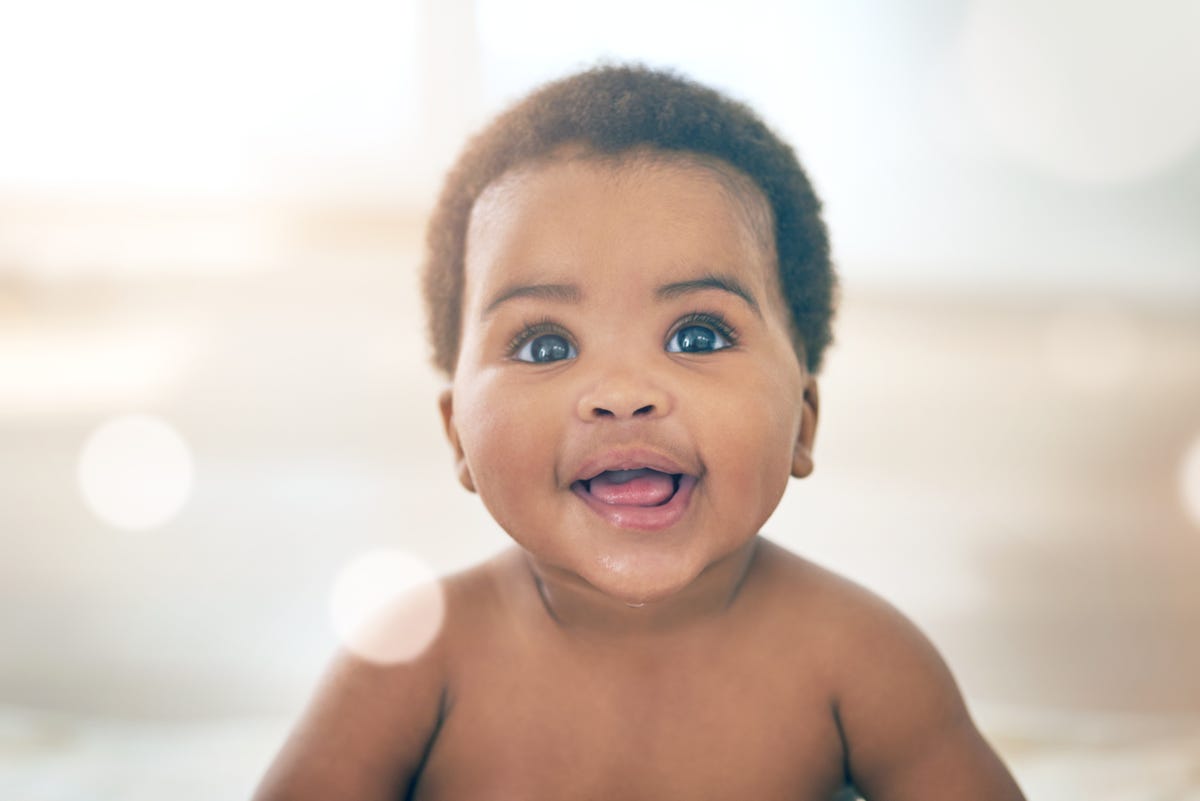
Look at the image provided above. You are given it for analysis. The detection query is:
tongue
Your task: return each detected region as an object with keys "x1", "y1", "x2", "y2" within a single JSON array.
[{"x1": 588, "y1": 469, "x2": 677, "y2": 506}]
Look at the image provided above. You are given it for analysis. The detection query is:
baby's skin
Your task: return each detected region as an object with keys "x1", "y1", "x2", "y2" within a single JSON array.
[{"x1": 255, "y1": 155, "x2": 1026, "y2": 800}]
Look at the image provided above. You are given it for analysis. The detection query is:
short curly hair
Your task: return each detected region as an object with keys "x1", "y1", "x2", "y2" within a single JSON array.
[{"x1": 422, "y1": 63, "x2": 836, "y2": 375}]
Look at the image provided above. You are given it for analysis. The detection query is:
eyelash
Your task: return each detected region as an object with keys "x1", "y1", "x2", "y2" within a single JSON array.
[
  {"x1": 505, "y1": 317, "x2": 573, "y2": 358},
  {"x1": 504, "y1": 311, "x2": 739, "y2": 358},
  {"x1": 669, "y1": 311, "x2": 739, "y2": 347}
]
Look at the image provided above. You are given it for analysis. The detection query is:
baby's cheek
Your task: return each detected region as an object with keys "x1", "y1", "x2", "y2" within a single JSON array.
[
  {"x1": 460, "y1": 383, "x2": 555, "y2": 491},
  {"x1": 742, "y1": 373, "x2": 804, "y2": 489}
]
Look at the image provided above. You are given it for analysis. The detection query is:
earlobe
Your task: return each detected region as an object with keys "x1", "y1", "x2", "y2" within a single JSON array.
[
  {"x1": 438, "y1": 388, "x2": 476, "y2": 493},
  {"x1": 791, "y1": 376, "x2": 819, "y2": 479}
]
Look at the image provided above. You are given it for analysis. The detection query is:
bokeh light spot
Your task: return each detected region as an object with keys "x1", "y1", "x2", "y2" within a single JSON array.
[
  {"x1": 1042, "y1": 302, "x2": 1139, "y2": 393},
  {"x1": 1181, "y1": 434, "x2": 1200, "y2": 529},
  {"x1": 328, "y1": 549, "x2": 445, "y2": 665},
  {"x1": 961, "y1": 0, "x2": 1200, "y2": 183},
  {"x1": 77, "y1": 414, "x2": 194, "y2": 531}
]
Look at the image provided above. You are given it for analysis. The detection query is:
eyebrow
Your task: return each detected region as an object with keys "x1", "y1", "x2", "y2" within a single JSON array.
[
  {"x1": 655, "y1": 273, "x2": 762, "y2": 317},
  {"x1": 480, "y1": 273, "x2": 762, "y2": 319},
  {"x1": 482, "y1": 282, "x2": 582, "y2": 318}
]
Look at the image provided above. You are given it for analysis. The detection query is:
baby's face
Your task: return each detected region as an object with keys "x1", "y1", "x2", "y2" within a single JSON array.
[{"x1": 441, "y1": 155, "x2": 817, "y2": 605}]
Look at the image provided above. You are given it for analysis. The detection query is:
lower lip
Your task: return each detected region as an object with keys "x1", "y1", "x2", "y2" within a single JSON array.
[{"x1": 571, "y1": 475, "x2": 698, "y2": 531}]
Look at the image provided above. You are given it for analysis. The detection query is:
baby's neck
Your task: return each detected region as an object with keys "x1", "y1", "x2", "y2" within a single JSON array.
[{"x1": 522, "y1": 538, "x2": 761, "y2": 637}]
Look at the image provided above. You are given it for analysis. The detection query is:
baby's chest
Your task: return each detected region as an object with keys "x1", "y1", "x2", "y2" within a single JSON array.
[{"x1": 409, "y1": 657, "x2": 846, "y2": 801}]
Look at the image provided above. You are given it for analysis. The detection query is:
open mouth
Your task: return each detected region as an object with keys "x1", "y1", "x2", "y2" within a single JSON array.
[
  {"x1": 573, "y1": 468, "x2": 682, "y2": 507},
  {"x1": 570, "y1": 467, "x2": 697, "y2": 531}
]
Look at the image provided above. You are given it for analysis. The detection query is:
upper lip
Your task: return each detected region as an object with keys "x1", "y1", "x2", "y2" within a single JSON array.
[{"x1": 569, "y1": 447, "x2": 697, "y2": 484}]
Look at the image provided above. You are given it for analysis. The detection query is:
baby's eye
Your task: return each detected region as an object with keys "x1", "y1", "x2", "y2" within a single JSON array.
[
  {"x1": 666, "y1": 324, "x2": 732, "y2": 353},
  {"x1": 514, "y1": 333, "x2": 578, "y2": 363}
]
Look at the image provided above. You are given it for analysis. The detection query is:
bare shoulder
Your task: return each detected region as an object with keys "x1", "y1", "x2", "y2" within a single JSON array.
[
  {"x1": 754, "y1": 542, "x2": 963, "y2": 722},
  {"x1": 745, "y1": 539, "x2": 908, "y2": 648},
  {"x1": 252, "y1": 554, "x2": 508, "y2": 801},
  {"x1": 751, "y1": 540, "x2": 940, "y2": 660},
  {"x1": 750, "y1": 539, "x2": 1025, "y2": 801}
]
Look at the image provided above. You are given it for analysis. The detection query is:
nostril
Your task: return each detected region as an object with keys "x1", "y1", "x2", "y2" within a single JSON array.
[{"x1": 584, "y1": 401, "x2": 660, "y2": 420}]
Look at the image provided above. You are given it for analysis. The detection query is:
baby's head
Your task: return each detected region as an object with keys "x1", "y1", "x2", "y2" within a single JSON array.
[
  {"x1": 424, "y1": 65, "x2": 836, "y2": 605},
  {"x1": 423, "y1": 64, "x2": 835, "y2": 377}
]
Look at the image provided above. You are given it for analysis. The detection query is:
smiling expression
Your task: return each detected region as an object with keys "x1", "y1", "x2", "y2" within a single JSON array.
[{"x1": 441, "y1": 152, "x2": 818, "y2": 605}]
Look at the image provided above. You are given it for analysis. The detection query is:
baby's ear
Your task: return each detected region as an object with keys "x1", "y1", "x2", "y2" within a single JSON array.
[
  {"x1": 791, "y1": 376, "x2": 819, "y2": 479},
  {"x1": 438, "y1": 388, "x2": 476, "y2": 493}
]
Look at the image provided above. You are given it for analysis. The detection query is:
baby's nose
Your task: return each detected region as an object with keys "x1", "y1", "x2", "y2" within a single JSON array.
[{"x1": 576, "y1": 370, "x2": 672, "y2": 421}]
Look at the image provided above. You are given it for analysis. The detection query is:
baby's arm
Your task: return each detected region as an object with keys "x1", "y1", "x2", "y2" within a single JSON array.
[
  {"x1": 831, "y1": 590, "x2": 1025, "y2": 800},
  {"x1": 252, "y1": 648, "x2": 445, "y2": 801}
]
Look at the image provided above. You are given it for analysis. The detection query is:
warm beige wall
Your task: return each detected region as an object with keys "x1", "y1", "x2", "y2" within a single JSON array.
[
  {"x1": 1, "y1": 209, "x2": 1197, "y2": 718},
  {"x1": 3, "y1": 1, "x2": 1199, "y2": 722}
]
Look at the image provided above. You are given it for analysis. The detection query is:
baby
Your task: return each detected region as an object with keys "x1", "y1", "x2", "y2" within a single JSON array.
[{"x1": 256, "y1": 65, "x2": 1026, "y2": 800}]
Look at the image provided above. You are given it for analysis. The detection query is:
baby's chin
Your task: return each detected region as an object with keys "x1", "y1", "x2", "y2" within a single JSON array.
[
  {"x1": 522, "y1": 544, "x2": 709, "y2": 611},
  {"x1": 585, "y1": 562, "x2": 700, "y2": 607},
  {"x1": 579, "y1": 545, "x2": 737, "y2": 608}
]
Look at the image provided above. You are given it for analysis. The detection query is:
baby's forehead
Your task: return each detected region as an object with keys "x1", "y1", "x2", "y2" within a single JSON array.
[
  {"x1": 481, "y1": 148, "x2": 770, "y2": 231},
  {"x1": 462, "y1": 150, "x2": 788, "y2": 318}
]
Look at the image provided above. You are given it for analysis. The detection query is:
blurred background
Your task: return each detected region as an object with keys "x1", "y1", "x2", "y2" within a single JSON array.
[{"x1": 2, "y1": 0, "x2": 1199, "y2": 797}]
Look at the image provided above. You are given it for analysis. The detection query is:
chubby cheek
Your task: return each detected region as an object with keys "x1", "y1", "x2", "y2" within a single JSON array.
[
  {"x1": 712, "y1": 361, "x2": 804, "y2": 520},
  {"x1": 453, "y1": 370, "x2": 564, "y2": 519},
  {"x1": 714, "y1": 418, "x2": 794, "y2": 527}
]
